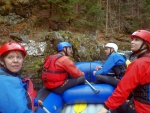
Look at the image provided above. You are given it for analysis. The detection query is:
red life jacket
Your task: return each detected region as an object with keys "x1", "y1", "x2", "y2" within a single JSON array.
[
  {"x1": 42, "y1": 54, "x2": 67, "y2": 89},
  {"x1": 22, "y1": 77, "x2": 36, "y2": 112}
]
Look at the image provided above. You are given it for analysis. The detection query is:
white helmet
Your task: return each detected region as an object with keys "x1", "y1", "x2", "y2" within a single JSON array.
[{"x1": 105, "y1": 43, "x2": 118, "y2": 52}]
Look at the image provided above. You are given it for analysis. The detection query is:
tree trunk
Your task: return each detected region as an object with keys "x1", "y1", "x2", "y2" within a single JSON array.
[{"x1": 105, "y1": 0, "x2": 109, "y2": 36}]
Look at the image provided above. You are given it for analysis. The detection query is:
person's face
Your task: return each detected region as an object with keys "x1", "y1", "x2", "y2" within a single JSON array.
[
  {"x1": 104, "y1": 47, "x2": 111, "y2": 56},
  {"x1": 2, "y1": 51, "x2": 24, "y2": 73},
  {"x1": 66, "y1": 47, "x2": 72, "y2": 55},
  {"x1": 131, "y1": 36, "x2": 144, "y2": 52}
]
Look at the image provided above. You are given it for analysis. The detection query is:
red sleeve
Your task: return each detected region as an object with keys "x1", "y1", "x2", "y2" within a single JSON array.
[
  {"x1": 105, "y1": 60, "x2": 141, "y2": 110},
  {"x1": 56, "y1": 56, "x2": 84, "y2": 78}
]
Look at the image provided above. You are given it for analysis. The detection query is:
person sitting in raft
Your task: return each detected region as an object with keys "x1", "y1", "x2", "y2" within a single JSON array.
[
  {"x1": 0, "y1": 42, "x2": 42, "y2": 113},
  {"x1": 42, "y1": 41, "x2": 85, "y2": 95},
  {"x1": 97, "y1": 30, "x2": 150, "y2": 113},
  {"x1": 93, "y1": 43, "x2": 126, "y2": 87}
]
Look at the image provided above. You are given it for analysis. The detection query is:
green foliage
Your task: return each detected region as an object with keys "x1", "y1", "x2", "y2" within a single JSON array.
[
  {"x1": 47, "y1": 0, "x2": 61, "y2": 3},
  {"x1": 46, "y1": 0, "x2": 104, "y2": 31},
  {"x1": 133, "y1": 0, "x2": 150, "y2": 30},
  {"x1": 3, "y1": 0, "x2": 150, "y2": 33},
  {"x1": 23, "y1": 56, "x2": 43, "y2": 76},
  {"x1": 33, "y1": 17, "x2": 48, "y2": 28},
  {"x1": 73, "y1": 1, "x2": 104, "y2": 30},
  {"x1": 141, "y1": 0, "x2": 150, "y2": 19}
]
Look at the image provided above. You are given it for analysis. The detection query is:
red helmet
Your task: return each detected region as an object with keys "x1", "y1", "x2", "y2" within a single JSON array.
[
  {"x1": 0, "y1": 42, "x2": 27, "y2": 56},
  {"x1": 130, "y1": 30, "x2": 150, "y2": 43}
]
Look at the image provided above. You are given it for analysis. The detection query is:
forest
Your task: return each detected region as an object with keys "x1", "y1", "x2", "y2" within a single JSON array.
[
  {"x1": 0, "y1": 0, "x2": 150, "y2": 37},
  {"x1": 0, "y1": 0, "x2": 150, "y2": 94}
]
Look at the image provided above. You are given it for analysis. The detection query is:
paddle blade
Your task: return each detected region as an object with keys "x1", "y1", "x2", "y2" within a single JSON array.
[{"x1": 74, "y1": 103, "x2": 87, "y2": 113}]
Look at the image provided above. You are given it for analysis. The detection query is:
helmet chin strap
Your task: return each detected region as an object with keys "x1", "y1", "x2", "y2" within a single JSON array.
[
  {"x1": 108, "y1": 48, "x2": 114, "y2": 57},
  {"x1": 63, "y1": 47, "x2": 69, "y2": 56}
]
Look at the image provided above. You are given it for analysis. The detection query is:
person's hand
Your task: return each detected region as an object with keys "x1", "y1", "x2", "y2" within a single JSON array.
[
  {"x1": 93, "y1": 71, "x2": 97, "y2": 75},
  {"x1": 96, "y1": 66, "x2": 102, "y2": 70},
  {"x1": 38, "y1": 100, "x2": 43, "y2": 106},
  {"x1": 97, "y1": 107, "x2": 108, "y2": 113}
]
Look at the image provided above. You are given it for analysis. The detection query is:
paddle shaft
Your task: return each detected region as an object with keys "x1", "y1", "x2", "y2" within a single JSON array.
[
  {"x1": 40, "y1": 105, "x2": 51, "y2": 113},
  {"x1": 85, "y1": 80, "x2": 100, "y2": 94}
]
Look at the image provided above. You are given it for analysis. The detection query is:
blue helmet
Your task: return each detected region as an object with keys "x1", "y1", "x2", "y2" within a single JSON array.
[{"x1": 57, "y1": 42, "x2": 72, "y2": 51}]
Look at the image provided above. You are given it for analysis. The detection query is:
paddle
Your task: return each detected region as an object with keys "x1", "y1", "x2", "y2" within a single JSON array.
[
  {"x1": 85, "y1": 80, "x2": 100, "y2": 94},
  {"x1": 40, "y1": 104, "x2": 51, "y2": 113},
  {"x1": 74, "y1": 103, "x2": 87, "y2": 113}
]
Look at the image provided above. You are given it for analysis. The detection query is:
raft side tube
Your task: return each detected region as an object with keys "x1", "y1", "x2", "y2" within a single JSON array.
[
  {"x1": 35, "y1": 91, "x2": 63, "y2": 113},
  {"x1": 75, "y1": 62, "x2": 103, "y2": 82},
  {"x1": 62, "y1": 84, "x2": 114, "y2": 104}
]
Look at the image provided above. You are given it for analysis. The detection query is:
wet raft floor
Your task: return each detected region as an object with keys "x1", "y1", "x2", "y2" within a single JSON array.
[{"x1": 61, "y1": 104, "x2": 104, "y2": 113}]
